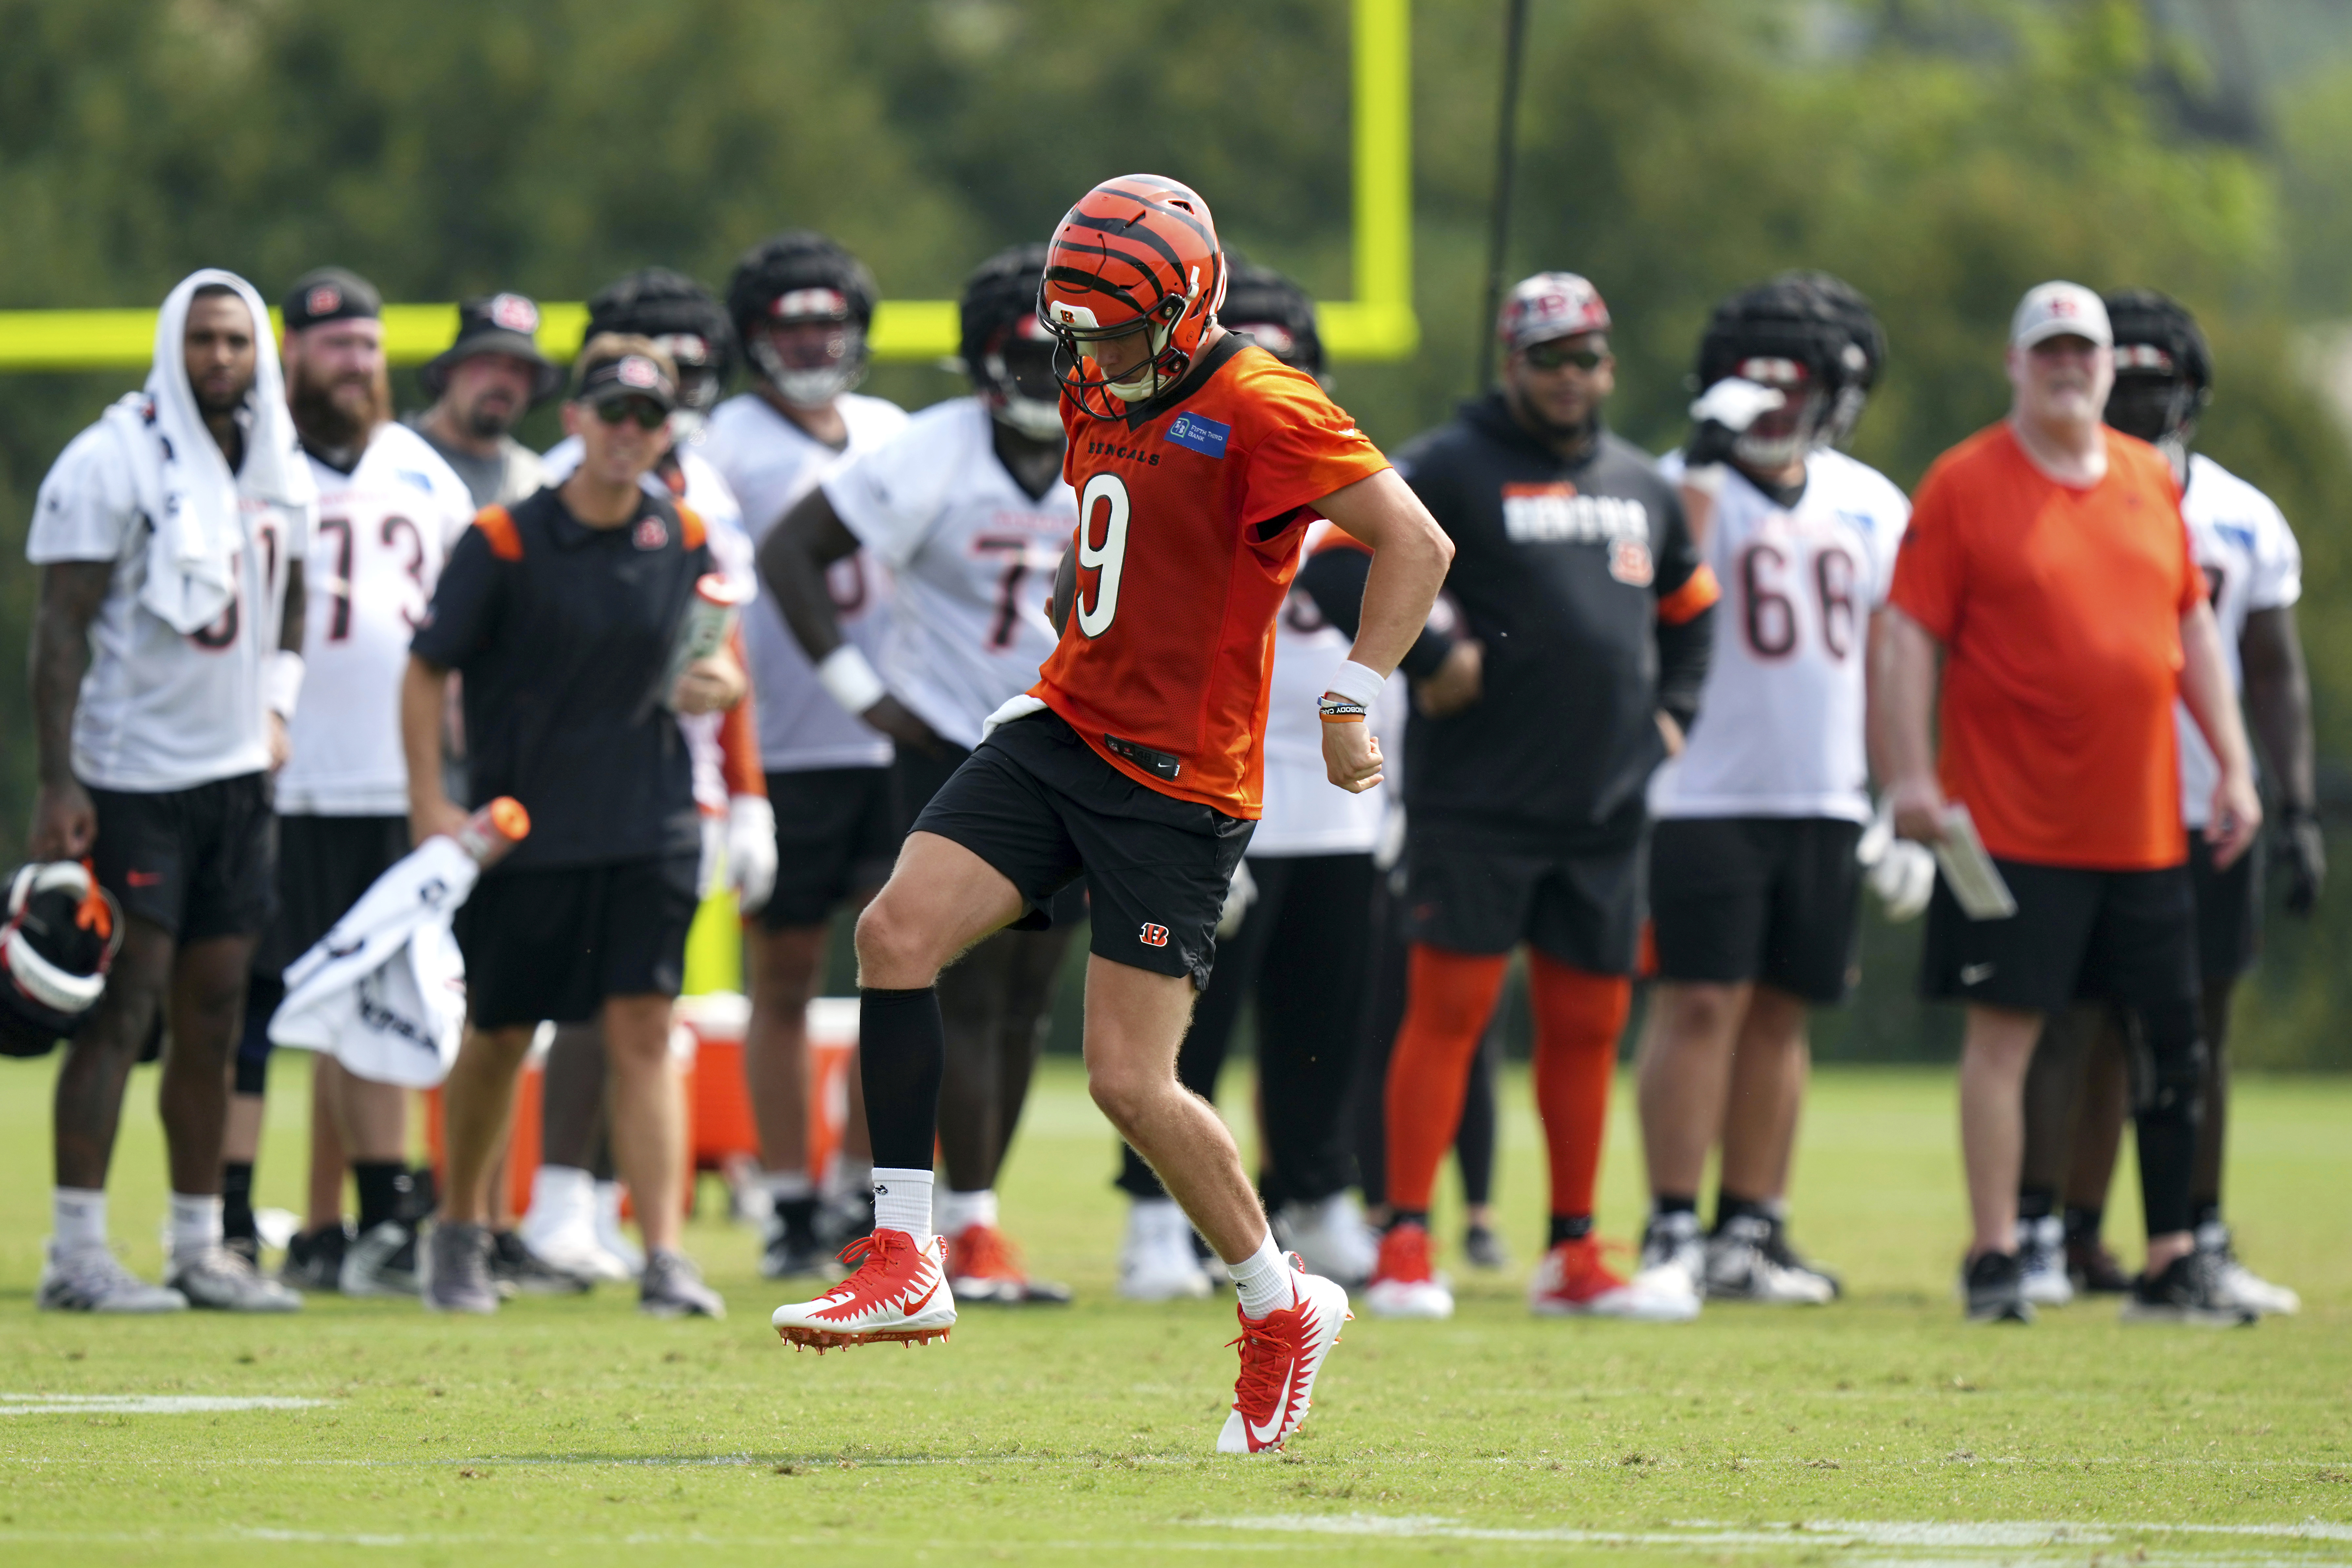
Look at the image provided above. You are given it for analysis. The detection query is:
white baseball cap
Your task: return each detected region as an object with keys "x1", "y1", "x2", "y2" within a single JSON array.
[{"x1": 2010, "y1": 281, "x2": 2112, "y2": 350}]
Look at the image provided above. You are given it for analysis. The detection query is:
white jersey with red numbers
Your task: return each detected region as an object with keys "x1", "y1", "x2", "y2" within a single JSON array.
[
  {"x1": 2177, "y1": 451, "x2": 2301, "y2": 829},
  {"x1": 276, "y1": 423, "x2": 475, "y2": 815},
  {"x1": 1253, "y1": 522, "x2": 1391, "y2": 856},
  {"x1": 703, "y1": 390, "x2": 906, "y2": 772},
  {"x1": 822, "y1": 397, "x2": 1072, "y2": 750},
  {"x1": 28, "y1": 419, "x2": 311, "y2": 792},
  {"x1": 1648, "y1": 447, "x2": 1909, "y2": 824},
  {"x1": 540, "y1": 436, "x2": 756, "y2": 818}
]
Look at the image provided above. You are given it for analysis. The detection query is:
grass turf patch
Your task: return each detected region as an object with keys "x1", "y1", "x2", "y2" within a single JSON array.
[{"x1": 1, "y1": 1055, "x2": 2346, "y2": 1564}]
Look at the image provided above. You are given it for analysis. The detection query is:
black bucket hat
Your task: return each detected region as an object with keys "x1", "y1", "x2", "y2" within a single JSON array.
[{"x1": 419, "y1": 292, "x2": 564, "y2": 405}]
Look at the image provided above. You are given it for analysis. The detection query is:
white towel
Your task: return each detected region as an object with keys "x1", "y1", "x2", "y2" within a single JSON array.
[
  {"x1": 99, "y1": 269, "x2": 314, "y2": 635},
  {"x1": 268, "y1": 836, "x2": 478, "y2": 1090}
]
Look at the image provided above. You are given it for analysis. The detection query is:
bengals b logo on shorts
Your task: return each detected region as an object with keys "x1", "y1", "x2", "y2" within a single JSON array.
[{"x1": 1139, "y1": 923, "x2": 1170, "y2": 948}]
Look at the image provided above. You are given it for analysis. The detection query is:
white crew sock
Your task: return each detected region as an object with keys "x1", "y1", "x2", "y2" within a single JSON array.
[
  {"x1": 1230, "y1": 1232, "x2": 1295, "y2": 1320},
  {"x1": 53, "y1": 1187, "x2": 108, "y2": 1254},
  {"x1": 872, "y1": 1167, "x2": 934, "y2": 1246},
  {"x1": 936, "y1": 1188, "x2": 998, "y2": 1238},
  {"x1": 169, "y1": 1193, "x2": 224, "y2": 1259},
  {"x1": 525, "y1": 1165, "x2": 593, "y2": 1234}
]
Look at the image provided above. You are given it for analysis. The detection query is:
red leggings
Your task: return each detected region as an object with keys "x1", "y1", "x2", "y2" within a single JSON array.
[{"x1": 1382, "y1": 945, "x2": 1631, "y2": 1218}]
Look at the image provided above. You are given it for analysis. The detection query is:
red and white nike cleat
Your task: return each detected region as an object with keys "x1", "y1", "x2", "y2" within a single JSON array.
[
  {"x1": 1529, "y1": 1234, "x2": 1698, "y2": 1322},
  {"x1": 947, "y1": 1222, "x2": 1072, "y2": 1306},
  {"x1": 1216, "y1": 1263, "x2": 1351, "y2": 1455},
  {"x1": 771, "y1": 1229, "x2": 956, "y2": 1351},
  {"x1": 1364, "y1": 1221, "x2": 1454, "y2": 1319}
]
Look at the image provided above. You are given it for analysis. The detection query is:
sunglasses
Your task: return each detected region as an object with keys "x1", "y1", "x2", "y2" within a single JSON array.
[
  {"x1": 1522, "y1": 341, "x2": 1608, "y2": 373},
  {"x1": 594, "y1": 399, "x2": 668, "y2": 430}
]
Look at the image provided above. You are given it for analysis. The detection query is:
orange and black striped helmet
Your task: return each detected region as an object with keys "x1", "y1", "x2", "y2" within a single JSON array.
[{"x1": 1039, "y1": 174, "x2": 1226, "y2": 417}]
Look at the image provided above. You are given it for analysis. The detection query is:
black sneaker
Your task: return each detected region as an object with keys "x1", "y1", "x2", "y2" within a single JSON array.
[
  {"x1": 813, "y1": 1187, "x2": 875, "y2": 1252},
  {"x1": 1463, "y1": 1223, "x2": 1511, "y2": 1271},
  {"x1": 2120, "y1": 1249, "x2": 2259, "y2": 1328},
  {"x1": 279, "y1": 1222, "x2": 351, "y2": 1292},
  {"x1": 490, "y1": 1229, "x2": 592, "y2": 1296},
  {"x1": 760, "y1": 1197, "x2": 832, "y2": 1279},
  {"x1": 2067, "y1": 1235, "x2": 2133, "y2": 1295},
  {"x1": 639, "y1": 1249, "x2": 725, "y2": 1318},
  {"x1": 339, "y1": 1220, "x2": 421, "y2": 1298},
  {"x1": 422, "y1": 1222, "x2": 498, "y2": 1314},
  {"x1": 1961, "y1": 1250, "x2": 2034, "y2": 1324},
  {"x1": 1764, "y1": 1216, "x2": 1843, "y2": 1299}
]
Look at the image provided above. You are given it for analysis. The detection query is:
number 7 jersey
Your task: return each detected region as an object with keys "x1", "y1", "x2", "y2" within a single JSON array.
[
  {"x1": 1648, "y1": 447, "x2": 1909, "y2": 824},
  {"x1": 1029, "y1": 335, "x2": 1391, "y2": 818}
]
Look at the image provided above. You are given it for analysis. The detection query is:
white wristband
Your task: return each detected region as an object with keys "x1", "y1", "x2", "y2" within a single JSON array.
[
  {"x1": 1322, "y1": 658, "x2": 1386, "y2": 711},
  {"x1": 816, "y1": 643, "x2": 887, "y2": 715},
  {"x1": 263, "y1": 650, "x2": 305, "y2": 719}
]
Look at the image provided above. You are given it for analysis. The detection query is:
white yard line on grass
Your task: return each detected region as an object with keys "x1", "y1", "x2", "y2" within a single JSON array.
[{"x1": 0, "y1": 1393, "x2": 327, "y2": 1415}]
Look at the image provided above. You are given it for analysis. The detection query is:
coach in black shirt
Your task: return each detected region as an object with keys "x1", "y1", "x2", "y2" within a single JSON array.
[{"x1": 402, "y1": 335, "x2": 740, "y2": 1317}]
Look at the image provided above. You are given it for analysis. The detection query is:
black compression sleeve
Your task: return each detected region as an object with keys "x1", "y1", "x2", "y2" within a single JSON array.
[
  {"x1": 1655, "y1": 602, "x2": 1715, "y2": 732},
  {"x1": 1294, "y1": 546, "x2": 1458, "y2": 680}
]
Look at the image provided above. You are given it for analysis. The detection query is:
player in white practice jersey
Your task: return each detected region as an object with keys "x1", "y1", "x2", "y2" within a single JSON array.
[
  {"x1": 520, "y1": 269, "x2": 776, "y2": 1289},
  {"x1": 703, "y1": 231, "x2": 908, "y2": 1276},
  {"x1": 28, "y1": 270, "x2": 315, "y2": 1313},
  {"x1": 2017, "y1": 290, "x2": 2316, "y2": 1318},
  {"x1": 761, "y1": 246, "x2": 1077, "y2": 1304},
  {"x1": 222, "y1": 271, "x2": 478, "y2": 1299},
  {"x1": 1634, "y1": 275, "x2": 1913, "y2": 1316}
]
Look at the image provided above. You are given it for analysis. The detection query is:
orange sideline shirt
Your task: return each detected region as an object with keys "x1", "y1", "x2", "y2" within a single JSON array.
[
  {"x1": 1888, "y1": 422, "x2": 2201, "y2": 870},
  {"x1": 1035, "y1": 338, "x2": 1391, "y2": 817}
]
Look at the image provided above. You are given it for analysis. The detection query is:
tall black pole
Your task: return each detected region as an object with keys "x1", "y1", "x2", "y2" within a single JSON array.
[{"x1": 1476, "y1": 0, "x2": 1533, "y2": 391}]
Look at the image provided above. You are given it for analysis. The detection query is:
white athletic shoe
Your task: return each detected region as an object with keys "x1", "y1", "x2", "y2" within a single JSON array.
[
  {"x1": 36, "y1": 1244, "x2": 187, "y2": 1313},
  {"x1": 519, "y1": 1208, "x2": 634, "y2": 1285},
  {"x1": 1273, "y1": 1191, "x2": 1379, "y2": 1288},
  {"x1": 2017, "y1": 1215, "x2": 2074, "y2": 1307},
  {"x1": 166, "y1": 1242, "x2": 303, "y2": 1312},
  {"x1": 1704, "y1": 1215, "x2": 1835, "y2": 1305},
  {"x1": 1118, "y1": 1199, "x2": 1213, "y2": 1302},
  {"x1": 1364, "y1": 1222, "x2": 1454, "y2": 1319},
  {"x1": 1631, "y1": 1211, "x2": 1707, "y2": 1316},
  {"x1": 1217, "y1": 1264, "x2": 1351, "y2": 1455},
  {"x1": 2199, "y1": 1222, "x2": 2300, "y2": 1316}
]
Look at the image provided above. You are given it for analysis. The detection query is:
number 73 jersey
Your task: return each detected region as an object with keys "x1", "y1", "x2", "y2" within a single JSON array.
[
  {"x1": 275, "y1": 422, "x2": 478, "y2": 816},
  {"x1": 1649, "y1": 447, "x2": 1910, "y2": 825},
  {"x1": 1031, "y1": 336, "x2": 1392, "y2": 818}
]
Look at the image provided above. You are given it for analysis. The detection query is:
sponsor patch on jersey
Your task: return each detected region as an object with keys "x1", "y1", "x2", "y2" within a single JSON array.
[
  {"x1": 633, "y1": 516, "x2": 669, "y2": 551},
  {"x1": 1608, "y1": 538, "x2": 1654, "y2": 586},
  {"x1": 396, "y1": 468, "x2": 438, "y2": 495},
  {"x1": 1163, "y1": 412, "x2": 1231, "y2": 459}
]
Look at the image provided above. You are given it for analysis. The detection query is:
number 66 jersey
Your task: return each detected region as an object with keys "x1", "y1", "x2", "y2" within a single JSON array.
[
  {"x1": 1648, "y1": 447, "x2": 1909, "y2": 825},
  {"x1": 1028, "y1": 335, "x2": 1390, "y2": 818}
]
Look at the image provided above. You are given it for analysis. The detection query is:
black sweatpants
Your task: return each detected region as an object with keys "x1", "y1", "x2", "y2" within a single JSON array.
[{"x1": 1117, "y1": 853, "x2": 1376, "y2": 1207}]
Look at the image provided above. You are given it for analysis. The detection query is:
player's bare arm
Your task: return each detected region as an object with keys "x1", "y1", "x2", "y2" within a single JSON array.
[
  {"x1": 2177, "y1": 595, "x2": 2261, "y2": 867},
  {"x1": 1310, "y1": 468, "x2": 1454, "y2": 793},
  {"x1": 759, "y1": 486, "x2": 941, "y2": 750},
  {"x1": 399, "y1": 654, "x2": 468, "y2": 844},
  {"x1": 1876, "y1": 605, "x2": 1948, "y2": 844},
  {"x1": 2242, "y1": 602, "x2": 2323, "y2": 909},
  {"x1": 27, "y1": 560, "x2": 110, "y2": 859}
]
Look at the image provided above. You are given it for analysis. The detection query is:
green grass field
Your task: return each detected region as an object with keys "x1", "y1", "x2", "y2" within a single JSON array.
[{"x1": 2, "y1": 1052, "x2": 2348, "y2": 1566}]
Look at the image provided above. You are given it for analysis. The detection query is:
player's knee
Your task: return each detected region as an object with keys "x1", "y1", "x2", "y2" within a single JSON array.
[
  {"x1": 1661, "y1": 983, "x2": 1743, "y2": 1043},
  {"x1": 2136, "y1": 998, "x2": 2207, "y2": 1123},
  {"x1": 853, "y1": 894, "x2": 941, "y2": 988},
  {"x1": 1085, "y1": 1059, "x2": 1161, "y2": 1138}
]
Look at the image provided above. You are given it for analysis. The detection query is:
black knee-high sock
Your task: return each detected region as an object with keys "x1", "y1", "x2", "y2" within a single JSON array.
[
  {"x1": 2130, "y1": 998, "x2": 2204, "y2": 1238},
  {"x1": 222, "y1": 1162, "x2": 256, "y2": 1244},
  {"x1": 860, "y1": 986, "x2": 946, "y2": 1172}
]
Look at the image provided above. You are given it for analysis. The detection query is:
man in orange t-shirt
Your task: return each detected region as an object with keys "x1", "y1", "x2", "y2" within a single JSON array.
[
  {"x1": 769, "y1": 178, "x2": 1456, "y2": 1456},
  {"x1": 1880, "y1": 282, "x2": 2260, "y2": 1326}
]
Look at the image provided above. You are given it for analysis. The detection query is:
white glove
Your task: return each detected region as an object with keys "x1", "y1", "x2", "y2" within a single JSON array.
[
  {"x1": 1216, "y1": 858, "x2": 1258, "y2": 939},
  {"x1": 1689, "y1": 376, "x2": 1786, "y2": 434},
  {"x1": 727, "y1": 794, "x2": 778, "y2": 915},
  {"x1": 1856, "y1": 796, "x2": 1935, "y2": 922}
]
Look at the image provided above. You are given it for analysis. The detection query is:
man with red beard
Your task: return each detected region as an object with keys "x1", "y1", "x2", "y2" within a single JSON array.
[{"x1": 231, "y1": 269, "x2": 479, "y2": 1294}]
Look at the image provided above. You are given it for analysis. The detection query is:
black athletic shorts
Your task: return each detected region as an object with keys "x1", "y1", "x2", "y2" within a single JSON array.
[
  {"x1": 910, "y1": 710, "x2": 1251, "y2": 989},
  {"x1": 2189, "y1": 831, "x2": 2259, "y2": 983},
  {"x1": 1405, "y1": 823, "x2": 1644, "y2": 974},
  {"x1": 1920, "y1": 856, "x2": 2198, "y2": 1014},
  {"x1": 894, "y1": 739, "x2": 1088, "y2": 927},
  {"x1": 1650, "y1": 816, "x2": 1864, "y2": 1004},
  {"x1": 258, "y1": 814, "x2": 412, "y2": 976},
  {"x1": 759, "y1": 766, "x2": 900, "y2": 929},
  {"x1": 86, "y1": 772, "x2": 274, "y2": 943},
  {"x1": 455, "y1": 852, "x2": 701, "y2": 1029}
]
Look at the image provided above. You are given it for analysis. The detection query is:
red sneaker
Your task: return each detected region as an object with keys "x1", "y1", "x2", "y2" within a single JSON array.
[
  {"x1": 1530, "y1": 1235, "x2": 1697, "y2": 1322},
  {"x1": 1216, "y1": 1265, "x2": 1351, "y2": 1455},
  {"x1": 770, "y1": 1229, "x2": 956, "y2": 1352},
  {"x1": 947, "y1": 1222, "x2": 1072, "y2": 1306},
  {"x1": 1364, "y1": 1222, "x2": 1453, "y2": 1319}
]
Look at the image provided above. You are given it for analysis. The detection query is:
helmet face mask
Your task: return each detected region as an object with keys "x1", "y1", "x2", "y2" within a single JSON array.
[
  {"x1": 583, "y1": 268, "x2": 736, "y2": 439},
  {"x1": 1697, "y1": 274, "x2": 1882, "y2": 462},
  {"x1": 960, "y1": 243, "x2": 1066, "y2": 442},
  {"x1": 1040, "y1": 175, "x2": 1225, "y2": 419},
  {"x1": 725, "y1": 231, "x2": 879, "y2": 410},
  {"x1": 984, "y1": 335, "x2": 1064, "y2": 441},
  {"x1": 649, "y1": 333, "x2": 720, "y2": 436},
  {"x1": 2100, "y1": 291, "x2": 2210, "y2": 453},
  {"x1": 750, "y1": 316, "x2": 866, "y2": 408}
]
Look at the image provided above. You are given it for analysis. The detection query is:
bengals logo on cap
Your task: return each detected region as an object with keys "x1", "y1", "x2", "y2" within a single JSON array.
[
  {"x1": 488, "y1": 293, "x2": 539, "y2": 333},
  {"x1": 306, "y1": 285, "x2": 341, "y2": 317},
  {"x1": 617, "y1": 356, "x2": 660, "y2": 390}
]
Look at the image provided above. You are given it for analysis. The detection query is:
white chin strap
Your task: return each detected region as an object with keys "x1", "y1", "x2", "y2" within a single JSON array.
[
  {"x1": 995, "y1": 395, "x2": 1063, "y2": 441},
  {"x1": 752, "y1": 333, "x2": 865, "y2": 408}
]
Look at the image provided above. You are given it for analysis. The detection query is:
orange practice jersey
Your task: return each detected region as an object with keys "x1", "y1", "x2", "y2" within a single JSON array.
[{"x1": 1033, "y1": 335, "x2": 1391, "y2": 817}]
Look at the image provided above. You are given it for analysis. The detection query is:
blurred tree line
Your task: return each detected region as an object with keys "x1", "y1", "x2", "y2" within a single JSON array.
[{"x1": 3, "y1": 0, "x2": 2350, "y2": 1064}]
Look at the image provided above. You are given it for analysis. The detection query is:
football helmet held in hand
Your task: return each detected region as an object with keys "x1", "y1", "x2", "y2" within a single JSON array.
[{"x1": 1, "y1": 860, "x2": 123, "y2": 1059}]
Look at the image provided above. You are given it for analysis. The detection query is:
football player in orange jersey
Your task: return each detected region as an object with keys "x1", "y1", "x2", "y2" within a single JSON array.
[{"x1": 771, "y1": 175, "x2": 1453, "y2": 1455}]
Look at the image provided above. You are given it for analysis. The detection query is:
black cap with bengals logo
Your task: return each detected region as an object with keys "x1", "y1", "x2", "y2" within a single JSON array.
[
  {"x1": 281, "y1": 267, "x2": 383, "y2": 331},
  {"x1": 574, "y1": 352, "x2": 678, "y2": 413}
]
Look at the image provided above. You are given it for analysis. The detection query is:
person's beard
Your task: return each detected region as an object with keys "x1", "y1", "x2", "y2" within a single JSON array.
[
  {"x1": 190, "y1": 372, "x2": 254, "y2": 421},
  {"x1": 289, "y1": 360, "x2": 390, "y2": 455},
  {"x1": 463, "y1": 392, "x2": 520, "y2": 442}
]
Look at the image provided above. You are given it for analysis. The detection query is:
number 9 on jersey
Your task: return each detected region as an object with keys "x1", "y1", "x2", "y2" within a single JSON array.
[{"x1": 1076, "y1": 473, "x2": 1131, "y2": 639}]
